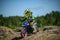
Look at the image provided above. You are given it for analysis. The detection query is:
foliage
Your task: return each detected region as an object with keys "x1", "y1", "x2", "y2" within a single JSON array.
[
  {"x1": 35, "y1": 11, "x2": 60, "y2": 27},
  {"x1": 0, "y1": 11, "x2": 60, "y2": 29}
]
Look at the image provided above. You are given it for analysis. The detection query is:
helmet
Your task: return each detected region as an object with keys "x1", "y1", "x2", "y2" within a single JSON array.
[
  {"x1": 24, "y1": 9, "x2": 31, "y2": 14},
  {"x1": 24, "y1": 9, "x2": 32, "y2": 18}
]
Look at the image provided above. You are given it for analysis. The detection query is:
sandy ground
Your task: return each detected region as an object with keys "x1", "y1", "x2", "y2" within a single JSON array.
[{"x1": 0, "y1": 26, "x2": 60, "y2": 40}]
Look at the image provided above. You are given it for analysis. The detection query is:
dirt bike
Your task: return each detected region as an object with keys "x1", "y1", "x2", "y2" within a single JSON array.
[{"x1": 20, "y1": 21, "x2": 34, "y2": 38}]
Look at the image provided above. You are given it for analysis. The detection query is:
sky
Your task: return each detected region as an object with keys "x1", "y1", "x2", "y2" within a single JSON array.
[{"x1": 0, "y1": 0, "x2": 60, "y2": 17}]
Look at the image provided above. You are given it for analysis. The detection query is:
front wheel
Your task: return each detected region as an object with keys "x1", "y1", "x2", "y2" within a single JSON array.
[{"x1": 20, "y1": 28, "x2": 27, "y2": 38}]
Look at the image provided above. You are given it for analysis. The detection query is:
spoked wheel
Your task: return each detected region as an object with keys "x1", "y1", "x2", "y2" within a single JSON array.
[
  {"x1": 20, "y1": 28, "x2": 27, "y2": 38},
  {"x1": 21, "y1": 33, "x2": 25, "y2": 38}
]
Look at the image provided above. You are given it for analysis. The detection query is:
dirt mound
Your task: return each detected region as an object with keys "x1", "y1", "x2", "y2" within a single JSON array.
[
  {"x1": 21, "y1": 31, "x2": 60, "y2": 40},
  {"x1": 0, "y1": 26, "x2": 20, "y2": 40},
  {"x1": 21, "y1": 26, "x2": 60, "y2": 40}
]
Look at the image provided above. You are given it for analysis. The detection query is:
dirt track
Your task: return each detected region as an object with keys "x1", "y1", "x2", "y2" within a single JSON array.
[
  {"x1": 21, "y1": 26, "x2": 60, "y2": 40},
  {"x1": 0, "y1": 26, "x2": 60, "y2": 40},
  {"x1": 21, "y1": 31, "x2": 60, "y2": 40}
]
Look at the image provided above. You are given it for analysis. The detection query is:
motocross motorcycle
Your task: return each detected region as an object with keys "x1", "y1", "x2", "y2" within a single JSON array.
[{"x1": 20, "y1": 21, "x2": 34, "y2": 38}]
